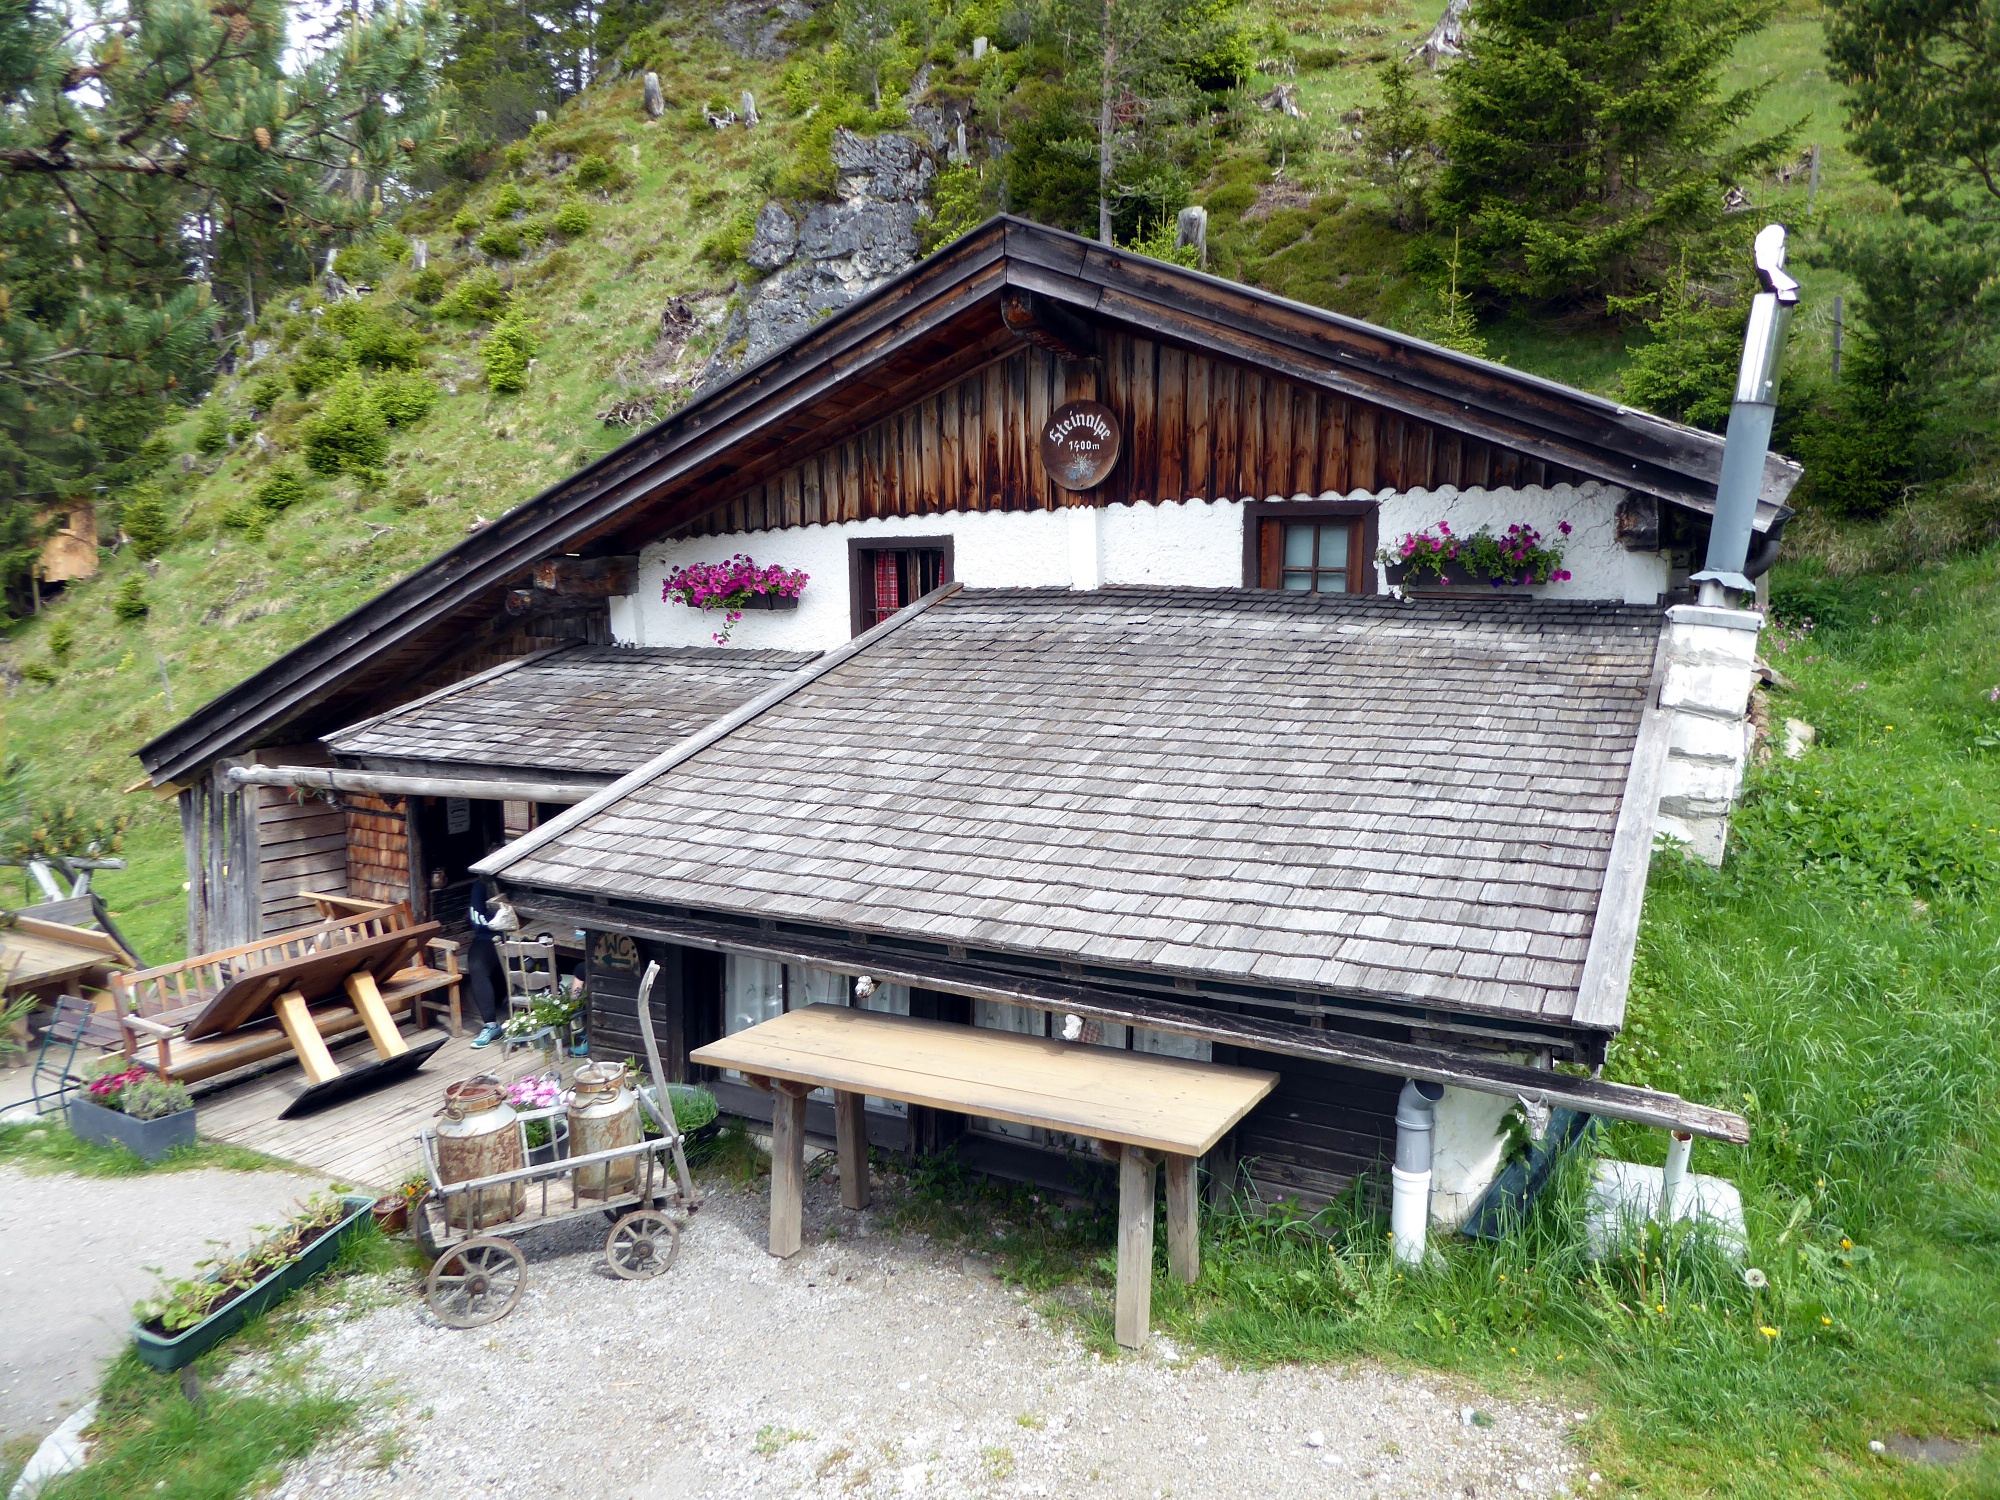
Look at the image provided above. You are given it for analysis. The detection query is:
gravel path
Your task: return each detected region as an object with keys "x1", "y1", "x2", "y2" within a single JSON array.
[
  {"x1": 275, "y1": 1179, "x2": 1584, "y2": 1499},
  {"x1": 0, "y1": 1160, "x2": 325, "y2": 1442}
]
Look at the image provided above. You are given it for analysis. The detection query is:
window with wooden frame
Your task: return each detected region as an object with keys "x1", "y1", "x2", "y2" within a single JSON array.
[
  {"x1": 848, "y1": 536, "x2": 954, "y2": 636},
  {"x1": 1242, "y1": 500, "x2": 1378, "y2": 594}
]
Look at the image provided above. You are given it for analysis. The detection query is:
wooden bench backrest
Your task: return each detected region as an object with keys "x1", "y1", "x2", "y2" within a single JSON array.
[{"x1": 114, "y1": 902, "x2": 416, "y2": 1018}]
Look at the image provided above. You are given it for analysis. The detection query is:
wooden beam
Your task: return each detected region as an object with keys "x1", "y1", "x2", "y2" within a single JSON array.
[
  {"x1": 1001, "y1": 289, "x2": 1097, "y2": 362},
  {"x1": 531, "y1": 555, "x2": 638, "y2": 597},
  {"x1": 835, "y1": 1089, "x2": 870, "y2": 1211},
  {"x1": 224, "y1": 765, "x2": 604, "y2": 805},
  {"x1": 1115, "y1": 1145, "x2": 1156, "y2": 1350},
  {"x1": 508, "y1": 898, "x2": 1751, "y2": 1144},
  {"x1": 1165, "y1": 1153, "x2": 1199, "y2": 1284},
  {"x1": 769, "y1": 1083, "x2": 807, "y2": 1257}
]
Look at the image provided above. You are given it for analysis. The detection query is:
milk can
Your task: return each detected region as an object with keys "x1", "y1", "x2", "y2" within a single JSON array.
[
  {"x1": 567, "y1": 1061, "x2": 640, "y2": 1198},
  {"x1": 436, "y1": 1075, "x2": 524, "y2": 1230}
]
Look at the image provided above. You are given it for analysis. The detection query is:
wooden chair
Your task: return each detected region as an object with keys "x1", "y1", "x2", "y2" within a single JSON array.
[{"x1": 498, "y1": 938, "x2": 559, "y2": 1023}]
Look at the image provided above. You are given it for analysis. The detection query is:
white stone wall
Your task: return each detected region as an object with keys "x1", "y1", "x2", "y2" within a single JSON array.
[
  {"x1": 612, "y1": 481, "x2": 1666, "y2": 649},
  {"x1": 1655, "y1": 603, "x2": 1764, "y2": 865}
]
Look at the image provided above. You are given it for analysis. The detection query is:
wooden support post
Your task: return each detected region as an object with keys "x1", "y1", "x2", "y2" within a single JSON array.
[
  {"x1": 769, "y1": 1082, "x2": 808, "y2": 1258},
  {"x1": 272, "y1": 989, "x2": 340, "y2": 1087},
  {"x1": 344, "y1": 970, "x2": 408, "y2": 1058},
  {"x1": 1115, "y1": 1143, "x2": 1156, "y2": 1350},
  {"x1": 834, "y1": 1089, "x2": 870, "y2": 1211},
  {"x1": 1165, "y1": 1153, "x2": 1199, "y2": 1285},
  {"x1": 1205, "y1": 1133, "x2": 1238, "y2": 1213}
]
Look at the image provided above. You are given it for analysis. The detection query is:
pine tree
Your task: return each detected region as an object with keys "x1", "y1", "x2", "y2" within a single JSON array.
[
  {"x1": 1362, "y1": 59, "x2": 1437, "y2": 233},
  {"x1": 1610, "y1": 255, "x2": 1744, "y2": 431},
  {"x1": 1432, "y1": 0, "x2": 1795, "y2": 308}
]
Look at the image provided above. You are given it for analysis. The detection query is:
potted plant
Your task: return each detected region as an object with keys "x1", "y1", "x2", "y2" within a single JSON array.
[
  {"x1": 1380, "y1": 520, "x2": 1573, "y2": 590},
  {"x1": 661, "y1": 554, "x2": 809, "y2": 643},
  {"x1": 503, "y1": 977, "x2": 589, "y2": 1058},
  {"x1": 132, "y1": 1191, "x2": 375, "y2": 1370},
  {"x1": 505, "y1": 1073, "x2": 569, "y2": 1165},
  {"x1": 69, "y1": 1061, "x2": 196, "y2": 1162},
  {"x1": 372, "y1": 1172, "x2": 427, "y2": 1235}
]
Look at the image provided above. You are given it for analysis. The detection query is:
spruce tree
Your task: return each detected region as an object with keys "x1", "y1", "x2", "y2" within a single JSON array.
[{"x1": 1432, "y1": 0, "x2": 1795, "y2": 307}]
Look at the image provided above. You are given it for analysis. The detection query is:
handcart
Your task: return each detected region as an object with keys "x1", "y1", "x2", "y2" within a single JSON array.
[{"x1": 414, "y1": 963, "x2": 697, "y2": 1327}]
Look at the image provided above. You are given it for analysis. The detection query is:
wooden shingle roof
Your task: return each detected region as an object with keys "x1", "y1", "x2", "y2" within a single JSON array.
[
  {"x1": 492, "y1": 588, "x2": 1668, "y2": 1031},
  {"x1": 139, "y1": 216, "x2": 1790, "y2": 788},
  {"x1": 324, "y1": 644, "x2": 818, "y2": 778}
]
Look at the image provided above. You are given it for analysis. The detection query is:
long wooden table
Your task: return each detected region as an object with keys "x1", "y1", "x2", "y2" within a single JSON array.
[{"x1": 689, "y1": 1005, "x2": 1278, "y2": 1349}]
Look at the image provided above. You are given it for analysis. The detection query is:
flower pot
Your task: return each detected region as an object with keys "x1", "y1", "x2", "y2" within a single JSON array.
[
  {"x1": 131, "y1": 1194, "x2": 375, "y2": 1371},
  {"x1": 68, "y1": 1094, "x2": 196, "y2": 1163},
  {"x1": 1382, "y1": 558, "x2": 1535, "y2": 591},
  {"x1": 371, "y1": 1196, "x2": 409, "y2": 1235}
]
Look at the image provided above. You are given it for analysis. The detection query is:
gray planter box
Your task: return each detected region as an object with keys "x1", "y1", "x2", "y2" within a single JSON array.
[{"x1": 69, "y1": 1094, "x2": 196, "y2": 1162}]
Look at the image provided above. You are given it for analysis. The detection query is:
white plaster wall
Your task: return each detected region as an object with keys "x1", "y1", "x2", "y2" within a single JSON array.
[
  {"x1": 614, "y1": 482, "x2": 1665, "y2": 650},
  {"x1": 1374, "y1": 483, "x2": 1668, "y2": 605}
]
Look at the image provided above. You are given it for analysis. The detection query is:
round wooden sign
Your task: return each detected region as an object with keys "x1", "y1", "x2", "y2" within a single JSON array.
[{"x1": 1039, "y1": 401, "x2": 1122, "y2": 491}]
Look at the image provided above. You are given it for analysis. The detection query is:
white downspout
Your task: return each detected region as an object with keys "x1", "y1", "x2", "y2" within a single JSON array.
[
  {"x1": 1659, "y1": 1130, "x2": 1694, "y2": 1222},
  {"x1": 1391, "y1": 1079, "x2": 1446, "y2": 1265}
]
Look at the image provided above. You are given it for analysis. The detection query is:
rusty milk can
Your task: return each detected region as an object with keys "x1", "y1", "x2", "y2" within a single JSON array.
[
  {"x1": 436, "y1": 1075, "x2": 524, "y2": 1230},
  {"x1": 567, "y1": 1061, "x2": 640, "y2": 1198}
]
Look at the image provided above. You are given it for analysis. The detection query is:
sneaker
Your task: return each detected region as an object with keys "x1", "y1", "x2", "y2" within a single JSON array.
[{"x1": 470, "y1": 1022, "x2": 506, "y2": 1049}]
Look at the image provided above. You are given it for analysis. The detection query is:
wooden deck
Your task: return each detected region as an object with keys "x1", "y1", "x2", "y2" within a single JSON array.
[{"x1": 192, "y1": 1025, "x2": 547, "y2": 1192}]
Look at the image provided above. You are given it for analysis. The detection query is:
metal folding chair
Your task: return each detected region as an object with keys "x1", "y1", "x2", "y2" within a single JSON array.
[{"x1": 30, "y1": 995, "x2": 98, "y2": 1119}]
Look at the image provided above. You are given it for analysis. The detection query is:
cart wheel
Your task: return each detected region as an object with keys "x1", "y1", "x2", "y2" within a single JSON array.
[
  {"x1": 604, "y1": 1210, "x2": 680, "y2": 1280},
  {"x1": 426, "y1": 1236, "x2": 527, "y2": 1328}
]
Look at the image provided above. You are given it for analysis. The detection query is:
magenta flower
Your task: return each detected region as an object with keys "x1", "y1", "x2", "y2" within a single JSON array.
[{"x1": 663, "y1": 555, "x2": 810, "y2": 643}]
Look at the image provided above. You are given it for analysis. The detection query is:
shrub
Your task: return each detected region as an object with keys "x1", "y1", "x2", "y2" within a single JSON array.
[
  {"x1": 481, "y1": 313, "x2": 536, "y2": 394},
  {"x1": 229, "y1": 415, "x2": 255, "y2": 442},
  {"x1": 332, "y1": 241, "x2": 390, "y2": 281},
  {"x1": 255, "y1": 467, "x2": 309, "y2": 514},
  {"x1": 572, "y1": 152, "x2": 619, "y2": 191},
  {"x1": 492, "y1": 183, "x2": 527, "y2": 218},
  {"x1": 220, "y1": 499, "x2": 267, "y2": 535},
  {"x1": 451, "y1": 207, "x2": 480, "y2": 237},
  {"x1": 369, "y1": 369, "x2": 439, "y2": 427},
  {"x1": 245, "y1": 373, "x2": 285, "y2": 414},
  {"x1": 552, "y1": 199, "x2": 591, "y2": 237},
  {"x1": 4, "y1": 803, "x2": 127, "y2": 861},
  {"x1": 409, "y1": 265, "x2": 446, "y2": 304},
  {"x1": 289, "y1": 332, "x2": 350, "y2": 396},
  {"x1": 47, "y1": 617, "x2": 74, "y2": 659},
  {"x1": 324, "y1": 303, "x2": 426, "y2": 369},
  {"x1": 390, "y1": 480, "x2": 428, "y2": 512},
  {"x1": 920, "y1": 163, "x2": 986, "y2": 254},
  {"x1": 302, "y1": 375, "x2": 391, "y2": 474},
  {"x1": 20, "y1": 659, "x2": 56, "y2": 684},
  {"x1": 111, "y1": 577, "x2": 149, "y2": 622},
  {"x1": 477, "y1": 223, "x2": 523, "y2": 259},
  {"x1": 698, "y1": 204, "x2": 759, "y2": 267},
  {"x1": 194, "y1": 405, "x2": 230, "y2": 455},
  {"x1": 121, "y1": 485, "x2": 173, "y2": 560},
  {"x1": 437, "y1": 269, "x2": 510, "y2": 320},
  {"x1": 520, "y1": 216, "x2": 551, "y2": 247}
]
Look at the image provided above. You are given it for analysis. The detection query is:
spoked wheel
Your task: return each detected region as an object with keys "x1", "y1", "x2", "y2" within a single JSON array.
[
  {"x1": 604, "y1": 1209, "x2": 680, "y2": 1280},
  {"x1": 426, "y1": 1236, "x2": 527, "y2": 1327}
]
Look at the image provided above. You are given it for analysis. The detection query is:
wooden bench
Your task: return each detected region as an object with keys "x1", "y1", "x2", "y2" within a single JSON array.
[
  {"x1": 690, "y1": 1004, "x2": 1278, "y2": 1350},
  {"x1": 113, "y1": 902, "x2": 461, "y2": 1084}
]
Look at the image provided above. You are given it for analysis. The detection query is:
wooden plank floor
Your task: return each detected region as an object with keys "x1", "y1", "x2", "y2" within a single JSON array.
[{"x1": 192, "y1": 1025, "x2": 549, "y2": 1193}]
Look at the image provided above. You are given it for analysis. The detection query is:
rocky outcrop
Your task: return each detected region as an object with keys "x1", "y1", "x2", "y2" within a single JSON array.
[
  {"x1": 708, "y1": 130, "x2": 934, "y2": 376},
  {"x1": 713, "y1": 0, "x2": 811, "y2": 59}
]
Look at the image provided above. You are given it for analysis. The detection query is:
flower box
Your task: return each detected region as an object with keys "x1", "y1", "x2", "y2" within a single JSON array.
[
  {"x1": 68, "y1": 1093, "x2": 196, "y2": 1163},
  {"x1": 735, "y1": 593, "x2": 799, "y2": 612},
  {"x1": 131, "y1": 1194, "x2": 375, "y2": 1372},
  {"x1": 1382, "y1": 558, "x2": 1536, "y2": 592},
  {"x1": 1379, "y1": 520, "x2": 1573, "y2": 592}
]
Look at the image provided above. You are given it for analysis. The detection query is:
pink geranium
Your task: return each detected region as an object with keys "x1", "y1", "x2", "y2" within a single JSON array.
[{"x1": 662, "y1": 554, "x2": 809, "y2": 643}]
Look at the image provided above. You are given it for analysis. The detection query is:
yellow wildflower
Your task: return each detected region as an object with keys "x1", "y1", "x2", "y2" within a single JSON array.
[{"x1": 1759, "y1": 1326, "x2": 1779, "y2": 1340}]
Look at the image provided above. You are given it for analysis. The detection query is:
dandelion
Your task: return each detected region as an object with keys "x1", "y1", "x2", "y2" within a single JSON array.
[
  {"x1": 1759, "y1": 1326, "x2": 1779, "y2": 1340},
  {"x1": 1744, "y1": 1267, "x2": 1769, "y2": 1290},
  {"x1": 1821, "y1": 1316, "x2": 1832, "y2": 1326},
  {"x1": 1840, "y1": 1238, "x2": 1852, "y2": 1250}
]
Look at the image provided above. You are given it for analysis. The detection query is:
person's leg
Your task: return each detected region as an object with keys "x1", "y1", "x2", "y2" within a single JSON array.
[{"x1": 468, "y1": 943, "x2": 505, "y2": 1046}]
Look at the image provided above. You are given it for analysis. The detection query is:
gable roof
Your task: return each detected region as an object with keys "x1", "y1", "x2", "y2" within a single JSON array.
[
  {"x1": 487, "y1": 587, "x2": 1669, "y2": 1034},
  {"x1": 323, "y1": 643, "x2": 818, "y2": 779},
  {"x1": 139, "y1": 215, "x2": 1784, "y2": 787}
]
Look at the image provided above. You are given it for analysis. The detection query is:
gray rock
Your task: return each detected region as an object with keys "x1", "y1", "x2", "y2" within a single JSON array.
[
  {"x1": 643, "y1": 71, "x2": 665, "y2": 119},
  {"x1": 746, "y1": 202, "x2": 798, "y2": 270},
  {"x1": 713, "y1": 0, "x2": 810, "y2": 60}
]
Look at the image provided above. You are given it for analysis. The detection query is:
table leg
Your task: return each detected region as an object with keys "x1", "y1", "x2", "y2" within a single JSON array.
[
  {"x1": 769, "y1": 1084, "x2": 807, "y2": 1258},
  {"x1": 834, "y1": 1089, "x2": 870, "y2": 1211},
  {"x1": 345, "y1": 971, "x2": 409, "y2": 1058},
  {"x1": 1165, "y1": 1153, "x2": 1199, "y2": 1284},
  {"x1": 1115, "y1": 1144, "x2": 1156, "y2": 1350},
  {"x1": 272, "y1": 990, "x2": 340, "y2": 1087}
]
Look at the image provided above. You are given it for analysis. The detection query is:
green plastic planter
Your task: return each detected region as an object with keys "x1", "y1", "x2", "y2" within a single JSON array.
[{"x1": 131, "y1": 1194, "x2": 375, "y2": 1371}]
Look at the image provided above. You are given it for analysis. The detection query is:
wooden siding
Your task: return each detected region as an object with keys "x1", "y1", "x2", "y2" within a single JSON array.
[
  {"x1": 1224, "y1": 1050, "x2": 1403, "y2": 1209},
  {"x1": 346, "y1": 792, "x2": 410, "y2": 907},
  {"x1": 686, "y1": 333, "x2": 1586, "y2": 537},
  {"x1": 248, "y1": 744, "x2": 349, "y2": 935}
]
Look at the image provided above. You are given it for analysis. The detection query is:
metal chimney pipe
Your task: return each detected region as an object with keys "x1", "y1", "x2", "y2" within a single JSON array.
[{"x1": 1692, "y1": 224, "x2": 1800, "y2": 606}]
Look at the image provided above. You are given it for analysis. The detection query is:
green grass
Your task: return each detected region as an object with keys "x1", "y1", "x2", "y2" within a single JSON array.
[
  {"x1": 882, "y1": 548, "x2": 2000, "y2": 1499},
  {"x1": 0, "y1": 1121, "x2": 303, "y2": 1178}
]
